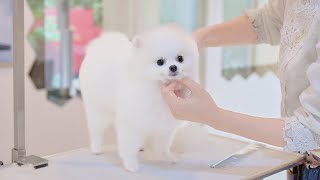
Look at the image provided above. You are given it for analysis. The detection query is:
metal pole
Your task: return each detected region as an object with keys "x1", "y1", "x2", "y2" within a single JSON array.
[
  {"x1": 12, "y1": 0, "x2": 26, "y2": 161},
  {"x1": 58, "y1": 0, "x2": 72, "y2": 97},
  {"x1": 11, "y1": 0, "x2": 48, "y2": 168}
]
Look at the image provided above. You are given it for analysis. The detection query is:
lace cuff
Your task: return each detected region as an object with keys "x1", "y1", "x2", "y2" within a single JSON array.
[
  {"x1": 245, "y1": 9, "x2": 266, "y2": 44},
  {"x1": 283, "y1": 116, "x2": 320, "y2": 152}
]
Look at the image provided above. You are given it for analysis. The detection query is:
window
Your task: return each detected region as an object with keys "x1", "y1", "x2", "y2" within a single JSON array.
[
  {"x1": 27, "y1": 0, "x2": 103, "y2": 105},
  {"x1": 159, "y1": 0, "x2": 199, "y2": 32},
  {"x1": 222, "y1": 0, "x2": 278, "y2": 80}
]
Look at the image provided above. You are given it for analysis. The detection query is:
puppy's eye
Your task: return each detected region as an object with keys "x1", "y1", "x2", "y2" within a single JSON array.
[
  {"x1": 177, "y1": 55, "x2": 184, "y2": 63},
  {"x1": 157, "y1": 58, "x2": 165, "y2": 66}
]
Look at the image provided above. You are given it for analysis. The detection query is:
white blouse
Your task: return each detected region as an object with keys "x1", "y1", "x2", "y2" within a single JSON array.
[{"x1": 245, "y1": 0, "x2": 320, "y2": 152}]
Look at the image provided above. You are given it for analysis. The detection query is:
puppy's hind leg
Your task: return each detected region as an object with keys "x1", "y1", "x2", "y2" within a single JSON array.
[{"x1": 85, "y1": 105, "x2": 113, "y2": 155}]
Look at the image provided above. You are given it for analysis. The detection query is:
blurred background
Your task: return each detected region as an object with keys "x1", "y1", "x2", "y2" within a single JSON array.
[
  {"x1": 0, "y1": 0, "x2": 280, "y2": 171},
  {"x1": 0, "y1": 0, "x2": 13, "y2": 63}
]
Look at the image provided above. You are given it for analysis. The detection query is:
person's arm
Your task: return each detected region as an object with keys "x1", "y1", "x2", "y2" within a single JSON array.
[
  {"x1": 214, "y1": 108, "x2": 285, "y2": 147},
  {"x1": 218, "y1": 17, "x2": 320, "y2": 151},
  {"x1": 161, "y1": 79, "x2": 286, "y2": 147},
  {"x1": 194, "y1": 0, "x2": 286, "y2": 49},
  {"x1": 192, "y1": 16, "x2": 257, "y2": 48}
]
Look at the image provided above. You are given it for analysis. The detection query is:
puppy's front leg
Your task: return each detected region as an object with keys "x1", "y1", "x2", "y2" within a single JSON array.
[
  {"x1": 116, "y1": 125, "x2": 146, "y2": 172},
  {"x1": 152, "y1": 127, "x2": 178, "y2": 163}
]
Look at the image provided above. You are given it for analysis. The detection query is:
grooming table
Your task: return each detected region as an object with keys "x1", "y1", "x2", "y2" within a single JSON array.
[
  {"x1": 0, "y1": 134, "x2": 304, "y2": 180},
  {"x1": 4, "y1": 0, "x2": 303, "y2": 178}
]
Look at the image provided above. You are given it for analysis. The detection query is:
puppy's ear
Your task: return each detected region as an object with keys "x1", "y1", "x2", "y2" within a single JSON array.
[{"x1": 132, "y1": 36, "x2": 143, "y2": 49}]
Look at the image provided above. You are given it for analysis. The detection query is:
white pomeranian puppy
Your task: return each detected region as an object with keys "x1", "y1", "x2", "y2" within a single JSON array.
[{"x1": 79, "y1": 24, "x2": 199, "y2": 172}]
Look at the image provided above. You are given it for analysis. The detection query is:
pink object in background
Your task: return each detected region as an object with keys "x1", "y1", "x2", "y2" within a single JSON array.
[
  {"x1": 29, "y1": 7, "x2": 102, "y2": 75},
  {"x1": 69, "y1": 8, "x2": 102, "y2": 74}
]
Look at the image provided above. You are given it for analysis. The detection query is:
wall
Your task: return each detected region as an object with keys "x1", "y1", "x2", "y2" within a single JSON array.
[
  {"x1": 103, "y1": 0, "x2": 160, "y2": 37},
  {"x1": 0, "y1": 0, "x2": 89, "y2": 164}
]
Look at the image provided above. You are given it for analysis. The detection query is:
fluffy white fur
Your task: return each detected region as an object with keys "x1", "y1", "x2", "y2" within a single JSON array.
[{"x1": 79, "y1": 25, "x2": 199, "y2": 172}]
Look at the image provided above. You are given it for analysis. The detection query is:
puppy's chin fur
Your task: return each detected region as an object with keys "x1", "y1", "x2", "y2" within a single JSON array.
[
  {"x1": 162, "y1": 76, "x2": 183, "y2": 86},
  {"x1": 79, "y1": 25, "x2": 199, "y2": 172}
]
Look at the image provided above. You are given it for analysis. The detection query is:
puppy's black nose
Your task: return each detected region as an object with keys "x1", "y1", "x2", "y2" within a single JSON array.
[{"x1": 169, "y1": 65, "x2": 177, "y2": 72}]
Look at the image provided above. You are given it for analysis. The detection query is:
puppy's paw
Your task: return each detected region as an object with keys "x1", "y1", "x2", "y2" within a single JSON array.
[
  {"x1": 165, "y1": 152, "x2": 178, "y2": 164},
  {"x1": 123, "y1": 157, "x2": 139, "y2": 172},
  {"x1": 90, "y1": 143, "x2": 103, "y2": 155},
  {"x1": 152, "y1": 151, "x2": 178, "y2": 164}
]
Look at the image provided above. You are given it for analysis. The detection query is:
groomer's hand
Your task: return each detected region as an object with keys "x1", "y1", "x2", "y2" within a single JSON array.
[{"x1": 161, "y1": 78, "x2": 219, "y2": 124}]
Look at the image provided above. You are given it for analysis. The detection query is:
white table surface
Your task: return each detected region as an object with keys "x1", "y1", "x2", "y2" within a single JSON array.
[{"x1": 0, "y1": 128, "x2": 304, "y2": 180}]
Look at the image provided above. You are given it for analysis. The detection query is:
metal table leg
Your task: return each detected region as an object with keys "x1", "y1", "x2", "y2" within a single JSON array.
[{"x1": 11, "y1": 0, "x2": 48, "y2": 169}]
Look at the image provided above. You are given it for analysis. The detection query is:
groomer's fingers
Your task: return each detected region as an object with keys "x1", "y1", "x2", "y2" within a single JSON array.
[
  {"x1": 160, "y1": 82, "x2": 178, "y2": 102},
  {"x1": 161, "y1": 81, "x2": 176, "y2": 93},
  {"x1": 180, "y1": 77, "x2": 202, "y2": 93}
]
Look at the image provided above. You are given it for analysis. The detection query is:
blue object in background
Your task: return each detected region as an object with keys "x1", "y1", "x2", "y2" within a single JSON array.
[{"x1": 160, "y1": 0, "x2": 198, "y2": 32}]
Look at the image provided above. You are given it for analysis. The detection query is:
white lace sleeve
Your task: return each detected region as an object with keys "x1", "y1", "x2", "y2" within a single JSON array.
[
  {"x1": 283, "y1": 116, "x2": 320, "y2": 152},
  {"x1": 244, "y1": 0, "x2": 286, "y2": 45},
  {"x1": 283, "y1": 20, "x2": 320, "y2": 152}
]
